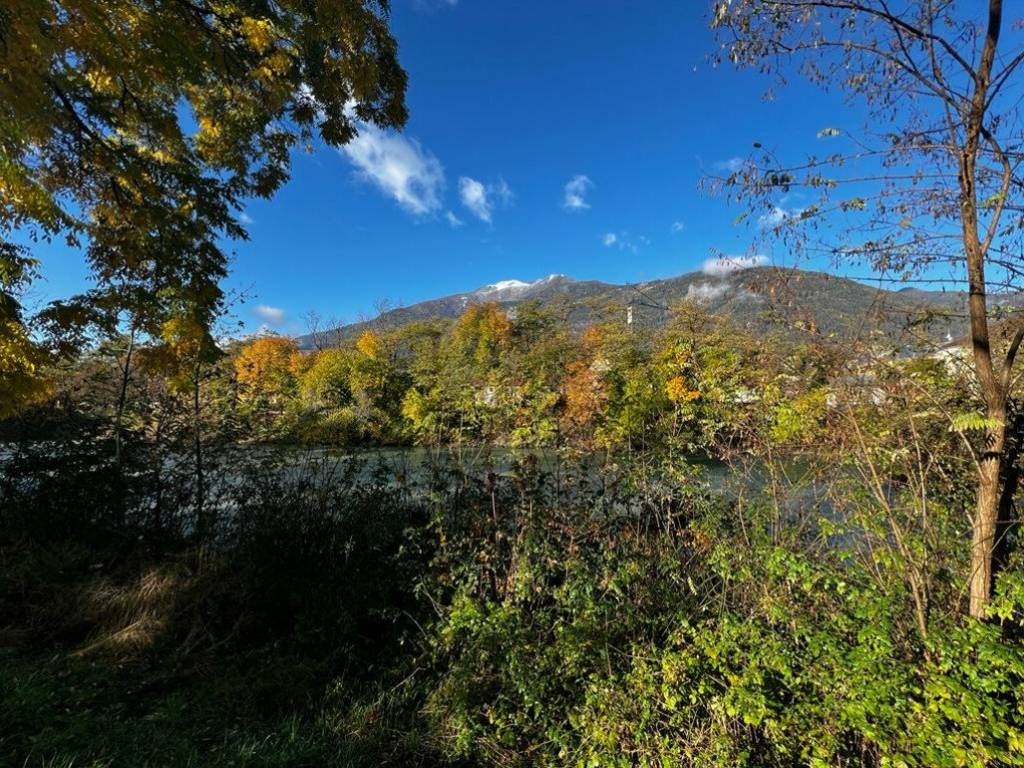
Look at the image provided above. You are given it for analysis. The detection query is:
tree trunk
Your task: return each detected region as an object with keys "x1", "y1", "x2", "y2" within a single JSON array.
[
  {"x1": 193, "y1": 362, "x2": 207, "y2": 540},
  {"x1": 961, "y1": 0, "x2": 1005, "y2": 619},
  {"x1": 971, "y1": 428, "x2": 1004, "y2": 618},
  {"x1": 114, "y1": 326, "x2": 136, "y2": 468}
]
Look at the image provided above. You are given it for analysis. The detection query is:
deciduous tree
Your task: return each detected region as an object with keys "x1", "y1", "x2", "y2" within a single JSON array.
[
  {"x1": 712, "y1": 0, "x2": 1024, "y2": 618},
  {"x1": 234, "y1": 335, "x2": 299, "y2": 403},
  {"x1": 1, "y1": 0, "x2": 407, "y2": 404}
]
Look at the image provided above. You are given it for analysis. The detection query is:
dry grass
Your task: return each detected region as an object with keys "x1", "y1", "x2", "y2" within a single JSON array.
[
  {"x1": 0, "y1": 546, "x2": 245, "y2": 662},
  {"x1": 72, "y1": 564, "x2": 190, "y2": 657}
]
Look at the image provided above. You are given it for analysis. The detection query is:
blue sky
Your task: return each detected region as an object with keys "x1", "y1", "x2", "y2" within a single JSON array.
[{"x1": 38, "y1": 0, "x2": 865, "y2": 335}]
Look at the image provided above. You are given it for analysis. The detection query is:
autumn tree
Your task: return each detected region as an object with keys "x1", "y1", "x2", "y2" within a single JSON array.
[
  {"x1": 562, "y1": 361, "x2": 607, "y2": 442},
  {"x1": 350, "y1": 329, "x2": 389, "y2": 397},
  {"x1": 401, "y1": 304, "x2": 513, "y2": 442},
  {"x1": 0, "y1": 0, "x2": 407, "y2": 408},
  {"x1": 657, "y1": 308, "x2": 754, "y2": 454},
  {"x1": 234, "y1": 335, "x2": 300, "y2": 404},
  {"x1": 712, "y1": 0, "x2": 1024, "y2": 618},
  {"x1": 451, "y1": 303, "x2": 512, "y2": 370},
  {"x1": 493, "y1": 303, "x2": 570, "y2": 445},
  {"x1": 347, "y1": 329, "x2": 407, "y2": 438},
  {"x1": 299, "y1": 348, "x2": 354, "y2": 411}
]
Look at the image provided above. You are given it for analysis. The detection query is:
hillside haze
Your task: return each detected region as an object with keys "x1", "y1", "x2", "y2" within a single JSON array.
[{"x1": 297, "y1": 266, "x2": 974, "y2": 349}]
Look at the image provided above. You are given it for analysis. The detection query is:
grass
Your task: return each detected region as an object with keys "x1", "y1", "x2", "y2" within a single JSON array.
[
  {"x1": 0, "y1": 646, "x2": 443, "y2": 768},
  {"x1": 0, "y1": 492, "x2": 446, "y2": 768}
]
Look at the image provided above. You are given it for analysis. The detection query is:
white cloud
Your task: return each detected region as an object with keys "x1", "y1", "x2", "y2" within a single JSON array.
[
  {"x1": 687, "y1": 282, "x2": 728, "y2": 303},
  {"x1": 340, "y1": 122, "x2": 444, "y2": 215},
  {"x1": 671, "y1": 221, "x2": 686, "y2": 233},
  {"x1": 446, "y1": 210, "x2": 464, "y2": 228},
  {"x1": 459, "y1": 177, "x2": 489, "y2": 222},
  {"x1": 563, "y1": 174, "x2": 593, "y2": 210},
  {"x1": 714, "y1": 157, "x2": 744, "y2": 173},
  {"x1": 254, "y1": 304, "x2": 286, "y2": 326},
  {"x1": 701, "y1": 254, "x2": 768, "y2": 276},
  {"x1": 459, "y1": 176, "x2": 513, "y2": 223},
  {"x1": 757, "y1": 205, "x2": 805, "y2": 229},
  {"x1": 602, "y1": 232, "x2": 618, "y2": 247},
  {"x1": 239, "y1": 211, "x2": 254, "y2": 225}
]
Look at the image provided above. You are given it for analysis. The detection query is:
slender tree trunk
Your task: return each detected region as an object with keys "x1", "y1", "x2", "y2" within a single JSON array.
[
  {"x1": 151, "y1": 406, "x2": 166, "y2": 532},
  {"x1": 971, "y1": 424, "x2": 1005, "y2": 618},
  {"x1": 964, "y1": 222, "x2": 1004, "y2": 619},
  {"x1": 114, "y1": 326, "x2": 136, "y2": 468},
  {"x1": 962, "y1": 0, "x2": 1005, "y2": 620},
  {"x1": 193, "y1": 361, "x2": 206, "y2": 540}
]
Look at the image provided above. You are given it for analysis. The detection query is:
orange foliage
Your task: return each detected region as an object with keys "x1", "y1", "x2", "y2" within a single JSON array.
[
  {"x1": 288, "y1": 349, "x2": 311, "y2": 377},
  {"x1": 562, "y1": 360, "x2": 606, "y2": 434},
  {"x1": 234, "y1": 335, "x2": 299, "y2": 399},
  {"x1": 665, "y1": 375, "x2": 700, "y2": 403},
  {"x1": 580, "y1": 324, "x2": 604, "y2": 352}
]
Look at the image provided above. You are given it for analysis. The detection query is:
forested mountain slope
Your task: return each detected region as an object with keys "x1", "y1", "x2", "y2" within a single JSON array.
[{"x1": 297, "y1": 267, "x2": 995, "y2": 349}]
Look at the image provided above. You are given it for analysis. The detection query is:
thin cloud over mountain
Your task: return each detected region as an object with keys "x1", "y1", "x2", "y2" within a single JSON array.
[{"x1": 701, "y1": 254, "x2": 768, "y2": 276}]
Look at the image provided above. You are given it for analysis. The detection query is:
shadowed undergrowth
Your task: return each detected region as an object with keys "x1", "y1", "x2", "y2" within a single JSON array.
[{"x1": 3, "y1": 448, "x2": 1024, "y2": 767}]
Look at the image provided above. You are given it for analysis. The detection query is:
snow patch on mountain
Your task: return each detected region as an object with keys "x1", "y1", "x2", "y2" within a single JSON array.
[
  {"x1": 480, "y1": 279, "x2": 531, "y2": 293},
  {"x1": 471, "y1": 274, "x2": 576, "y2": 300}
]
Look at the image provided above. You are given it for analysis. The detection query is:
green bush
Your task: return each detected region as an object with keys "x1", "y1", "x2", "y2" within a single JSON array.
[{"x1": 422, "y1": 475, "x2": 1024, "y2": 767}]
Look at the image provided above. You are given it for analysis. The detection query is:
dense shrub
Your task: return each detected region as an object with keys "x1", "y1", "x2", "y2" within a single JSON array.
[
  {"x1": 421, "y1": 472, "x2": 1024, "y2": 767},
  {"x1": 425, "y1": 486, "x2": 706, "y2": 763}
]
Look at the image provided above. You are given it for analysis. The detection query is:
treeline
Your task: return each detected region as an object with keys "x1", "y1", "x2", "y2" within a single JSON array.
[{"x1": 224, "y1": 301, "x2": 846, "y2": 453}]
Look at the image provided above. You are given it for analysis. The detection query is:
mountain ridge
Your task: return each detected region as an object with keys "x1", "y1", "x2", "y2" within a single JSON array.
[{"x1": 295, "y1": 266, "x2": 983, "y2": 350}]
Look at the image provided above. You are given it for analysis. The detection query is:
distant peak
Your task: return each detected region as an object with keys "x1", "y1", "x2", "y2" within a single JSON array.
[
  {"x1": 472, "y1": 274, "x2": 574, "y2": 298},
  {"x1": 482, "y1": 279, "x2": 531, "y2": 292}
]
